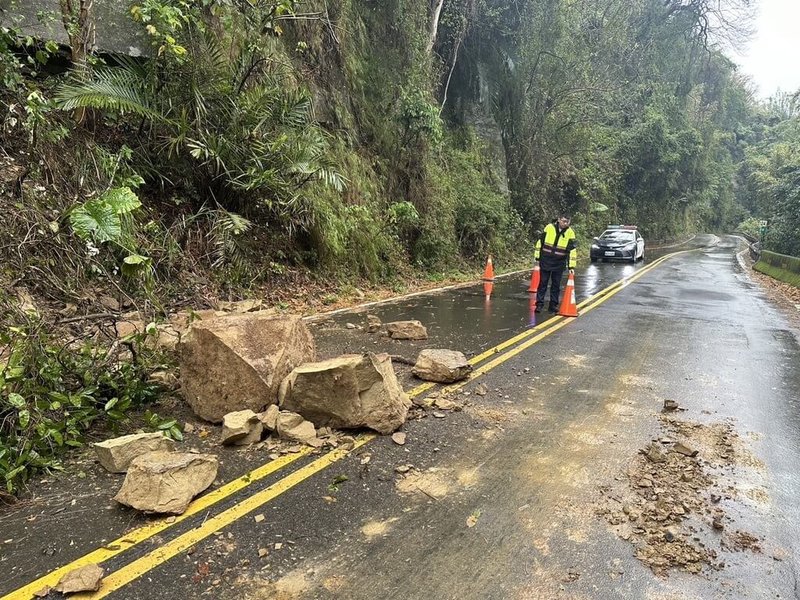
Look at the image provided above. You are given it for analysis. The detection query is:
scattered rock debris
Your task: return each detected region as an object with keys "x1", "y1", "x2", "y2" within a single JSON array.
[{"x1": 598, "y1": 415, "x2": 764, "y2": 577}]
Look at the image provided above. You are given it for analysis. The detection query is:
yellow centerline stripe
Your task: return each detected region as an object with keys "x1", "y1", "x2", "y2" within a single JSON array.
[
  {"x1": 75, "y1": 253, "x2": 681, "y2": 597},
  {"x1": 3, "y1": 250, "x2": 686, "y2": 600},
  {"x1": 72, "y1": 437, "x2": 373, "y2": 599},
  {"x1": 0, "y1": 450, "x2": 312, "y2": 600}
]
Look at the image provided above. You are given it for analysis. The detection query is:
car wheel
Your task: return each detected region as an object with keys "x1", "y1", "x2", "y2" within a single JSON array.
[{"x1": 590, "y1": 256, "x2": 597, "y2": 263}]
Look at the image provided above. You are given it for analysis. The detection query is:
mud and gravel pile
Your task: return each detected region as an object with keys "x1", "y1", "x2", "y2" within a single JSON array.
[{"x1": 597, "y1": 413, "x2": 763, "y2": 576}]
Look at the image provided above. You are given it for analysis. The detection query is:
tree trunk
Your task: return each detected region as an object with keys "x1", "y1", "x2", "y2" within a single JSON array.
[
  {"x1": 59, "y1": 0, "x2": 96, "y2": 71},
  {"x1": 59, "y1": 0, "x2": 96, "y2": 123}
]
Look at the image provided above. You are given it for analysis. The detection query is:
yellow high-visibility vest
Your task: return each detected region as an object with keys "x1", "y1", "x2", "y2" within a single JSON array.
[{"x1": 534, "y1": 222, "x2": 576, "y2": 269}]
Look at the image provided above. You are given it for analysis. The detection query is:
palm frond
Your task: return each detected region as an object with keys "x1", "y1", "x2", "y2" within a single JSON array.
[{"x1": 56, "y1": 66, "x2": 164, "y2": 121}]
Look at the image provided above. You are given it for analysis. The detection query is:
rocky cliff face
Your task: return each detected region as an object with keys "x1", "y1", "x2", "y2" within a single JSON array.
[{"x1": 2, "y1": 0, "x2": 146, "y2": 55}]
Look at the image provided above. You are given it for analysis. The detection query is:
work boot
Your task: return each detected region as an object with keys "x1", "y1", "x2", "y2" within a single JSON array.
[
  {"x1": 534, "y1": 305, "x2": 542, "y2": 313},
  {"x1": 548, "y1": 306, "x2": 557, "y2": 314}
]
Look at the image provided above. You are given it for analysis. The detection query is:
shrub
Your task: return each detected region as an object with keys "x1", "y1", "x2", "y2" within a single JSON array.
[{"x1": 0, "y1": 306, "x2": 174, "y2": 494}]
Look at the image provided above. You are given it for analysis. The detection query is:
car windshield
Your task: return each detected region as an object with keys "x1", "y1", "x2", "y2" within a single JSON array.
[{"x1": 599, "y1": 230, "x2": 635, "y2": 242}]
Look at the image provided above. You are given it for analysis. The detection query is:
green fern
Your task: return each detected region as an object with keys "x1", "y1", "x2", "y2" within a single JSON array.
[{"x1": 208, "y1": 208, "x2": 253, "y2": 269}]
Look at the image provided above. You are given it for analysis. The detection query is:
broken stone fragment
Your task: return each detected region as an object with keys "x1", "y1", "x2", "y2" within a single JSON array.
[
  {"x1": 385, "y1": 320, "x2": 428, "y2": 340},
  {"x1": 433, "y1": 398, "x2": 458, "y2": 411},
  {"x1": 179, "y1": 313, "x2": 316, "y2": 422},
  {"x1": 113, "y1": 451, "x2": 218, "y2": 515},
  {"x1": 93, "y1": 432, "x2": 176, "y2": 473},
  {"x1": 391, "y1": 432, "x2": 406, "y2": 445},
  {"x1": 672, "y1": 442, "x2": 698, "y2": 457},
  {"x1": 278, "y1": 353, "x2": 411, "y2": 434},
  {"x1": 663, "y1": 399, "x2": 679, "y2": 411},
  {"x1": 641, "y1": 442, "x2": 665, "y2": 464},
  {"x1": 54, "y1": 564, "x2": 104, "y2": 594},
  {"x1": 258, "y1": 404, "x2": 280, "y2": 432},
  {"x1": 276, "y1": 411, "x2": 318, "y2": 445},
  {"x1": 412, "y1": 349, "x2": 472, "y2": 383},
  {"x1": 366, "y1": 315, "x2": 382, "y2": 333},
  {"x1": 221, "y1": 410, "x2": 263, "y2": 446}
]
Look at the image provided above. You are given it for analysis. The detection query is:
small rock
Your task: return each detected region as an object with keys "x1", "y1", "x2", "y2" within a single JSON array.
[
  {"x1": 55, "y1": 564, "x2": 104, "y2": 594},
  {"x1": 345, "y1": 323, "x2": 357, "y2": 329},
  {"x1": 641, "y1": 442, "x2": 665, "y2": 464},
  {"x1": 254, "y1": 514, "x2": 265, "y2": 523},
  {"x1": 432, "y1": 411, "x2": 447, "y2": 418},
  {"x1": 391, "y1": 432, "x2": 407, "y2": 445},
  {"x1": 113, "y1": 451, "x2": 218, "y2": 515},
  {"x1": 412, "y1": 349, "x2": 472, "y2": 383},
  {"x1": 221, "y1": 410, "x2": 263, "y2": 446},
  {"x1": 712, "y1": 517, "x2": 724, "y2": 530},
  {"x1": 395, "y1": 465, "x2": 412, "y2": 474},
  {"x1": 257, "y1": 404, "x2": 280, "y2": 432},
  {"x1": 183, "y1": 423, "x2": 196, "y2": 434},
  {"x1": 93, "y1": 433, "x2": 176, "y2": 474},
  {"x1": 258, "y1": 548, "x2": 269, "y2": 558},
  {"x1": 672, "y1": 442, "x2": 699, "y2": 457},
  {"x1": 663, "y1": 399, "x2": 679, "y2": 411},
  {"x1": 276, "y1": 411, "x2": 318, "y2": 445},
  {"x1": 475, "y1": 384, "x2": 488, "y2": 397},
  {"x1": 433, "y1": 398, "x2": 458, "y2": 411},
  {"x1": 98, "y1": 295, "x2": 120, "y2": 312},
  {"x1": 366, "y1": 315, "x2": 382, "y2": 333},
  {"x1": 385, "y1": 320, "x2": 428, "y2": 340}
]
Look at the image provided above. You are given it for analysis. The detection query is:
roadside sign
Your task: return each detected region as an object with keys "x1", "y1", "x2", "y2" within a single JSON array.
[{"x1": 759, "y1": 220, "x2": 768, "y2": 228}]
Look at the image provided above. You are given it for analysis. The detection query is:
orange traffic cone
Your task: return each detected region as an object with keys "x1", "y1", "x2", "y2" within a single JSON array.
[
  {"x1": 482, "y1": 254, "x2": 495, "y2": 281},
  {"x1": 527, "y1": 263, "x2": 540, "y2": 293},
  {"x1": 558, "y1": 272, "x2": 578, "y2": 317}
]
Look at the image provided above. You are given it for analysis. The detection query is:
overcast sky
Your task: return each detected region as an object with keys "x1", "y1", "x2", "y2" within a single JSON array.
[{"x1": 735, "y1": 0, "x2": 800, "y2": 98}]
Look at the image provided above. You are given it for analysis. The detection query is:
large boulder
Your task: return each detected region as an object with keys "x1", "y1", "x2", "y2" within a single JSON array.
[
  {"x1": 279, "y1": 353, "x2": 410, "y2": 434},
  {"x1": 179, "y1": 313, "x2": 316, "y2": 422},
  {"x1": 386, "y1": 320, "x2": 428, "y2": 340},
  {"x1": 113, "y1": 451, "x2": 218, "y2": 514},
  {"x1": 412, "y1": 349, "x2": 473, "y2": 383},
  {"x1": 93, "y1": 432, "x2": 176, "y2": 473}
]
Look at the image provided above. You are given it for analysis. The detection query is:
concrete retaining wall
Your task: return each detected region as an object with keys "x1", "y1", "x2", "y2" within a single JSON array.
[{"x1": 754, "y1": 250, "x2": 800, "y2": 288}]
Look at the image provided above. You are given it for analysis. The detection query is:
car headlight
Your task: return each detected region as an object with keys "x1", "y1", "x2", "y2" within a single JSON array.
[{"x1": 591, "y1": 244, "x2": 599, "y2": 249}]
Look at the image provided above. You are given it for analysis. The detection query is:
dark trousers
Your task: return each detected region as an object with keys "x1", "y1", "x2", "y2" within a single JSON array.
[{"x1": 536, "y1": 267, "x2": 564, "y2": 310}]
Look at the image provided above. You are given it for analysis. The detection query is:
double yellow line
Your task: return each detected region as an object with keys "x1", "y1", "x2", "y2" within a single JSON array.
[{"x1": 3, "y1": 251, "x2": 683, "y2": 600}]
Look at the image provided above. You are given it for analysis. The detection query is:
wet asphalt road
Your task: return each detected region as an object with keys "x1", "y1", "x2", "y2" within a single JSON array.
[{"x1": 2, "y1": 234, "x2": 799, "y2": 599}]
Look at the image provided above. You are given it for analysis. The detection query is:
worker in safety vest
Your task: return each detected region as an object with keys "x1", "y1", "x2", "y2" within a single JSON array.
[{"x1": 534, "y1": 213, "x2": 576, "y2": 313}]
